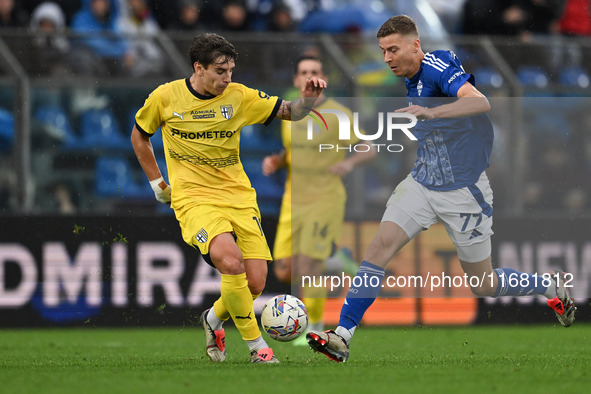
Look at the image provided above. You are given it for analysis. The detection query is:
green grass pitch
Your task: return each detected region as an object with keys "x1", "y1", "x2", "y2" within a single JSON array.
[{"x1": 1, "y1": 324, "x2": 589, "y2": 393}]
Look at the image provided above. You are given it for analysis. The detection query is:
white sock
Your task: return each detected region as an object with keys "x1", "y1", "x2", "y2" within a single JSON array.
[
  {"x1": 544, "y1": 279, "x2": 558, "y2": 299},
  {"x1": 246, "y1": 335, "x2": 268, "y2": 352},
  {"x1": 335, "y1": 325, "x2": 355, "y2": 345},
  {"x1": 206, "y1": 307, "x2": 224, "y2": 331}
]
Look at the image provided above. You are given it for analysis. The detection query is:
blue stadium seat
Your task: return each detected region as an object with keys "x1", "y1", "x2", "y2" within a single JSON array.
[
  {"x1": 474, "y1": 67, "x2": 504, "y2": 88},
  {"x1": 241, "y1": 157, "x2": 284, "y2": 215},
  {"x1": 128, "y1": 108, "x2": 164, "y2": 152},
  {"x1": 239, "y1": 125, "x2": 264, "y2": 152},
  {"x1": 95, "y1": 156, "x2": 152, "y2": 198},
  {"x1": 156, "y1": 157, "x2": 168, "y2": 181},
  {"x1": 80, "y1": 108, "x2": 129, "y2": 150},
  {"x1": 242, "y1": 158, "x2": 284, "y2": 197},
  {"x1": 559, "y1": 66, "x2": 590, "y2": 88},
  {"x1": 516, "y1": 66, "x2": 549, "y2": 88},
  {"x1": 34, "y1": 106, "x2": 81, "y2": 149},
  {"x1": 0, "y1": 107, "x2": 14, "y2": 152},
  {"x1": 149, "y1": 127, "x2": 165, "y2": 152},
  {"x1": 240, "y1": 125, "x2": 282, "y2": 154}
]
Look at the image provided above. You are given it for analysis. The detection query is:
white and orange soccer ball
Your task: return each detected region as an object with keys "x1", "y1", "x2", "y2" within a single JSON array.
[{"x1": 261, "y1": 294, "x2": 308, "y2": 342}]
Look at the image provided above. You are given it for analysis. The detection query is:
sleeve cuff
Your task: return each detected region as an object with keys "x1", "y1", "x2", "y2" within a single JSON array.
[{"x1": 264, "y1": 98, "x2": 283, "y2": 126}]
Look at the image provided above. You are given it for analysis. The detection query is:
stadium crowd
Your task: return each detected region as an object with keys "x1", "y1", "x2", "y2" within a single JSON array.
[
  {"x1": 0, "y1": 0, "x2": 589, "y2": 37},
  {"x1": 0, "y1": 0, "x2": 589, "y2": 215}
]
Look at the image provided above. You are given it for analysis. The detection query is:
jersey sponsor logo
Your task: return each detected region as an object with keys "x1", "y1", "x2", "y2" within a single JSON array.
[
  {"x1": 171, "y1": 128, "x2": 235, "y2": 140},
  {"x1": 169, "y1": 149, "x2": 239, "y2": 168},
  {"x1": 196, "y1": 228, "x2": 208, "y2": 243},
  {"x1": 190, "y1": 109, "x2": 216, "y2": 119},
  {"x1": 417, "y1": 80, "x2": 423, "y2": 96},
  {"x1": 448, "y1": 71, "x2": 464, "y2": 84},
  {"x1": 220, "y1": 105, "x2": 233, "y2": 120},
  {"x1": 173, "y1": 111, "x2": 186, "y2": 121}
]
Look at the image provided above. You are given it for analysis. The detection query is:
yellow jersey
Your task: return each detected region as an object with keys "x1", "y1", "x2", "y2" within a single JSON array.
[
  {"x1": 284, "y1": 97, "x2": 360, "y2": 205},
  {"x1": 135, "y1": 79, "x2": 281, "y2": 211}
]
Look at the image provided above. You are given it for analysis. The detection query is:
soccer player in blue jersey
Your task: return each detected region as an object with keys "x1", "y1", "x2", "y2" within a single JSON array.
[{"x1": 306, "y1": 15, "x2": 577, "y2": 363}]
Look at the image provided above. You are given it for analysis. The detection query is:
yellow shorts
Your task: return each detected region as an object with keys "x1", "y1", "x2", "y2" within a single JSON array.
[
  {"x1": 177, "y1": 203, "x2": 272, "y2": 262},
  {"x1": 274, "y1": 195, "x2": 345, "y2": 261}
]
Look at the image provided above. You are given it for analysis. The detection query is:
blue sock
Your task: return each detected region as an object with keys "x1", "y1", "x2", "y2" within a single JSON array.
[
  {"x1": 338, "y1": 260, "x2": 385, "y2": 330},
  {"x1": 493, "y1": 268, "x2": 548, "y2": 297}
]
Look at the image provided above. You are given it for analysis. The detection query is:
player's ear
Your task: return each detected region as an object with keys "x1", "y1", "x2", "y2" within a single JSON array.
[
  {"x1": 413, "y1": 38, "x2": 421, "y2": 53},
  {"x1": 194, "y1": 62, "x2": 203, "y2": 76}
]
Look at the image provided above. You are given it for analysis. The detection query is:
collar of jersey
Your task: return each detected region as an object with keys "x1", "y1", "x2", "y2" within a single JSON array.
[
  {"x1": 185, "y1": 78, "x2": 217, "y2": 100},
  {"x1": 406, "y1": 63, "x2": 424, "y2": 84}
]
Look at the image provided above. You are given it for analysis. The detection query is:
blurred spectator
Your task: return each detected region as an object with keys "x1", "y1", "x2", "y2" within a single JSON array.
[
  {"x1": 462, "y1": 0, "x2": 525, "y2": 35},
  {"x1": 298, "y1": 4, "x2": 383, "y2": 33},
  {"x1": 267, "y1": 2, "x2": 295, "y2": 32},
  {"x1": 23, "y1": 0, "x2": 82, "y2": 25},
  {"x1": 168, "y1": 0, "x2": 206, "y2": 31},
  {"x1": 148, "y1": 0, "x2": 178, "y2": 28},
  {"x1": 246, "y1": 0, "x2": 302, "y2": 31},
  {"x1": 558, "y1": 0, "x2": 591, "y2": 36},
  {"x1": 28, "y1": 2, "x2": 71, "y2": 76},
  {"x1": 522, "y1": 0, "x2": 565, "y2": 36},
  {"x1": 117, "y1": 0, "x2": 165, "y2": 77},
  {"x1": 0, "y1": 0, "x2": 29, "y2": 28},
  {"x1": 462, "y1": 0, "x2": 565, "y2": 37},
  {"x1": 70, "y1": 0, "x2": 130, "y2": 76},
  {"x1": 524, "y1": 139, "x2": 586, "y2": 212},
  {"x1": 220, "y1": 0, "x2": 251, "y2": 31}
]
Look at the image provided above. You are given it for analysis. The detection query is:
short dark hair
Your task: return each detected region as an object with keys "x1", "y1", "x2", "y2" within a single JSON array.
[
  {"x1": 294, "y1": 55, "x2": 322, "y2": 75},
  {"x1": 377, "y1": 15, "x2": 419, "y2": 39},
  {"x1": 188, "y1": 33, "x2": 238, "y2": 69}
]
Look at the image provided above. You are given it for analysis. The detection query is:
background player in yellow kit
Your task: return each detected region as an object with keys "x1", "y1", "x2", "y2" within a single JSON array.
[
  {"x1": 263, "y1": 56, "x2": 375, "y2": 342},
  {"x1": 130, "y1": 33, "x2": 326, "y2": 363}
]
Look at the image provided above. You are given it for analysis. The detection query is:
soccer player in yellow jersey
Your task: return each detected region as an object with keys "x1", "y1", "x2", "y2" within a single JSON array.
[
  {"x1": 263, "y1": 56, "x2": 375, "y2": 341},
  {"x1": 130, "y1": 33, "x2": 326, "y2": 363}
]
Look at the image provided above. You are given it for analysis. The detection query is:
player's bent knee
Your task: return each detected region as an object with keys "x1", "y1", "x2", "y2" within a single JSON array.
[
  {"x1": 248, "y1": 279, "x2": 266, "y2": 296},
  {"x1": 213, "y1": 256, "x2": 245, "y2": 275}
]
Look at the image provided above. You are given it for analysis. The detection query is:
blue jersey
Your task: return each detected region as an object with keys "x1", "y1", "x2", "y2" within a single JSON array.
[{"x1": 405, "y1": 50, "x2": 494, "y2": 191}]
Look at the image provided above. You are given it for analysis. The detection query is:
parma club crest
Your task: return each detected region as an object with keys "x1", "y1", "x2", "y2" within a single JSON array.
[
  {"x1": 220, "y1": 105, "x2": 233, "y2": 120},
  {"x1": 195, "y1": 228, "x2": 208, "y2": 243}
]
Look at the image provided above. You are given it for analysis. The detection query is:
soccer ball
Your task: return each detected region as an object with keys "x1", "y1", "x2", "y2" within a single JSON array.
[{"x1": 260, "y1": 294, "x2": 308, "y2": 342}]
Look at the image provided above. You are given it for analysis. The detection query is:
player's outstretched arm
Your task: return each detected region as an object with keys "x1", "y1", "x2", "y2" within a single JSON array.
[
  {"x1": 131, "y1": 125, "x2": 171, "y2": 204},
  {"x1": 276, "y1": 76, "x2": 327, "y2": 121},
  {"x1": 396, "y1": 82, "x2": 491, "y2": 120}
]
